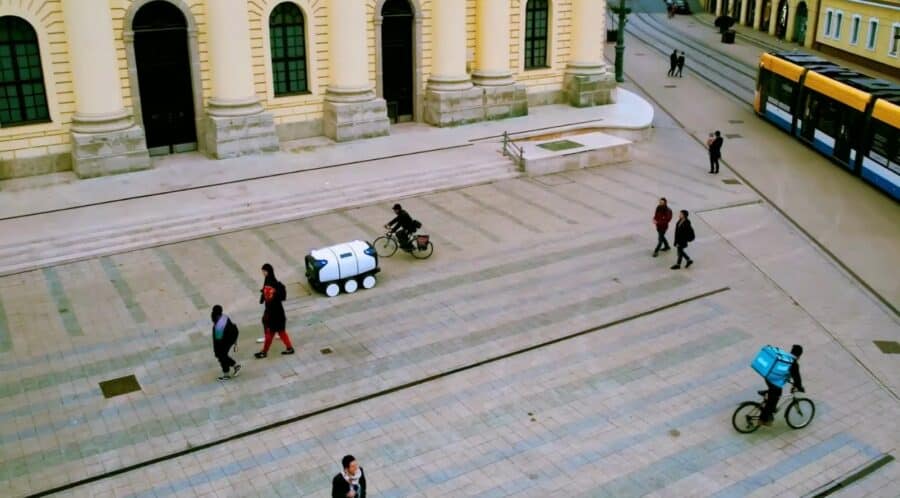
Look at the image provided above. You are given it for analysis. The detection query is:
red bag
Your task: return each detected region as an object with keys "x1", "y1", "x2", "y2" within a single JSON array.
[{"x1": 262, "y1": 285, "x2": 276, "y2": 302}]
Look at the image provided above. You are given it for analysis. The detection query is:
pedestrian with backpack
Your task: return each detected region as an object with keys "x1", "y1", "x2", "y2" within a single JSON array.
[
  {"x1": 670, "y1": 209, "x2": 695, "y2": 269},
  {"x1": 254, "y1": 263, "x2": 295, "y2": 358},
  {"x1": 211, "y1": 305, "x2": 241, "y2": 381}
]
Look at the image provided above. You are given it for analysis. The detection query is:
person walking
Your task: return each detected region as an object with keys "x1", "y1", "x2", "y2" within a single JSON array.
[
  {"x1": 254, "y1": 263, "x2": 295, "y2": 358},
  {"x1": 211, "y1": 305, "x2": 241, "y2": 381},
  {"x1": 675, "y1": 51, "x2": 685, "y2": 77},
  {"x1": 667, "y1": 49, "x2": 678, "y2": 77},
  {"x1": 708, "y1": 130, "x2": 724, "y2": 173},
  {"x1": 652, "y1": 197, "x2": 673, "y2": 257},
  {"x1": 332, "y1": 455, "x2": 366, "y2": 498},
  {"x1": 670, "y1": 210, "x2": 695, "y2": 270}
]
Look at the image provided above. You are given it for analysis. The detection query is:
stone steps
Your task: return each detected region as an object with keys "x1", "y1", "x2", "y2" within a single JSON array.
[{"x1": 0, "y1": 158, "x2": 518, "y2": 276}]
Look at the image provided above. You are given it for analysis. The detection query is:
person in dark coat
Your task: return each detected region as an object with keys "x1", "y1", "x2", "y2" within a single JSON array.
[
  {"x1": 670, "y1": 210, "x2": 694, "y2": 269},
  {"x1": 708, "y1": 130, "x2": 724, "y2": 173},
  {"x1": 384, "y1": 203, "x2": 418, "y2": 250},
  {"x1": 667, "y1": 49, "x2": 678, "y2": 77},
  {"x1": 211, "y1": 305, "x2": 240, "y2": 381},
  {"x1": 653, "y1": 197, "x2": 673, "y2": 257},
  {"x1": 675, "y1": 51, "x2": 685, "y2": 77},
  {"x1": 760, "y1": 344, "x2": 805, "y2": 426},
  {"x1": 332, "y1": 455, "x2": 366, "y2": 498},
  {"x1": 254, "y1": 263, "x2": 295, "y2": 358}
]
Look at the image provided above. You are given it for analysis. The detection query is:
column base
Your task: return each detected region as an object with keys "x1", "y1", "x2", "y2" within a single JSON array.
[
  {"x1": 564, "y1": 66, "x2": 617, "y2": 107},
  {"x1": 323, "y1": 95, "x2": 391, "y2": 142},
  {"x1": 203, "y1": 111, "x2": 280, "y2": 159},
  {"x1": 481, "y1": 84, "x2": 529, "y2": 121},
  {"x1": 70, "y1": 125, "x2": 152, "y2": 179},
  {"x1": 424, "y1": 86, "x2": 485, "y2": 127}
]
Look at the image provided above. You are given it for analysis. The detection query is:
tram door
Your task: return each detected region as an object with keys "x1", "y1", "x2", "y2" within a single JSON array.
[{"x1": 800, "y1": 92, "x2": 860, "y2": 169}]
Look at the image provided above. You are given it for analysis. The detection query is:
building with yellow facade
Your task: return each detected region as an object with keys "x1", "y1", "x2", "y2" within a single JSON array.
[
  {"x1": 0, "y1": 0, "x2": 615, "y2": 180},
  {"x1": 701, "y1": 0, "x2": 899, "y2": 74}
]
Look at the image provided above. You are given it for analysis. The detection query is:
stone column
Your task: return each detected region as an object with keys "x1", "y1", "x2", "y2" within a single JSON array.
[
  {"x1": 768, "y1": 0, "x2": 780, "y2": 35},
  {"x1": 784, "y1": 2, "x2": 797, "y2": 41},
  {"x1": 424, "y1": 0, "x2": 483, "y2": 126},
  {"x1": 739, "y1": 0, "x2": 750, "y2": 25},
  {"x1": 564, "y1": 0, "x2": 616, "y2": 107},
  {"x1": 62, "y1": 0, "x2": 150, "y2": 178},
  {"x1": 753, "y1": 0, "x2": 764, "y2": 29},
  {"x1": 324, "y1": 0, "x2": 389, "y2": 140},
  {"x1": 715, "y1": 0, "x2": 724, "y2": 16},
  {"x1": 472, "y1": 0, "x2": 527, "y2": 120},
  {"x1": 204, "y1": 0, "x2": 278, "y2": 157}
]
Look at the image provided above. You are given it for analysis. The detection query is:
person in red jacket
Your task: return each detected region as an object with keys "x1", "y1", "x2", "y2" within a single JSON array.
[{"x1": 652, "y1": 197, "x2": 673, "y2": 257}]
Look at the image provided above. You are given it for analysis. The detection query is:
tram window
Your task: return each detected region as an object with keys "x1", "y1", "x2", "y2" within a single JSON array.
[
  {"x1": 765, "y1": 72, "x2": 796, "y2": 113},
  {"x1": 869, "y1": 120, "x2": 900, "y2": 175}
]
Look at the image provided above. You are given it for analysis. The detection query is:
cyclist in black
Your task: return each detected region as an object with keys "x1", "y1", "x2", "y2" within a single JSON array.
[
  {"x1": 384, "y1": 203, "x2": 418, "y2": 250},
  {"x1": 760, "y1": 344, "x2": 804, "y2": 426}
]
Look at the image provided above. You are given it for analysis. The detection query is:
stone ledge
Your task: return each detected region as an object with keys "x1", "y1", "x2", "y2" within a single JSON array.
[
  {"x1": 564, "y1": 70, "x2": 617, "y2": 107},
  {"x1": 323, "y1": 98, "x2": 391, "y2": 142},
  {"x1": 424, "y1": 87, "x2": 485, "y2": 127},
  {"x1": 71, "y1": 125, "x2": 152, "y2": 178},
  {"x1": 204, "y1": 112, "x2": 280, "y2": 159}
]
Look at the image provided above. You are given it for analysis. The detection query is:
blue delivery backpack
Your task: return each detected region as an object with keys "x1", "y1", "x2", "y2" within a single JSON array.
[{"x1": 751, "y1": 345, "x2": 795, "y2": 387}]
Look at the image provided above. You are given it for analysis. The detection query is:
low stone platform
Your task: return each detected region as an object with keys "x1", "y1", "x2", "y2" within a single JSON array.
[{"x1": 519, "y1": 132, "x2": 632, "y2": 176}]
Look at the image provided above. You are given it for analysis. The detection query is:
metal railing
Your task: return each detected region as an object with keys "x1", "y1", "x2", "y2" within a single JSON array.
[{"x1": 501, "y1": 131, "x2": 525, "y2": 170}]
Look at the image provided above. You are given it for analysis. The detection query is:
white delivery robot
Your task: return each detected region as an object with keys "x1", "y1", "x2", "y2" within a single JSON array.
[{"x1": 305, "y1": 240, "x2": 380, "y2": 297}]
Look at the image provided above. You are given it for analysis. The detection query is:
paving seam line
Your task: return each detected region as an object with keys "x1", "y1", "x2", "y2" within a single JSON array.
[
  {"x1": 616, "y1": 51, "x2": 900, "y2": 323},
  {"x1": 802, "y1": 453, "x2": 896, "y2": 497},
  {"x1": 22, "y1": 286, "x2": 730, "y2": 498}
]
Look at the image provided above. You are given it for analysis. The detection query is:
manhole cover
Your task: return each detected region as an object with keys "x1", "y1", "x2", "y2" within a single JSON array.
[
  {"x1": 664, "y1": 84, "x2": 677, "y2": 88},
  {"x1": 320, "y1": 347, "x2": 333, "y2": 355},
  {"x1": 537, "y1": 139, "x2": 583, "y2": 152},
  {"x1": 669, "y1": 429, "x2": 681, "y2": 437},
  {"x1": 99, "y1": 375, "x2": 141, "y2": 399},
  {"x1": 722, "y1": 179, "x2": 741, "y2": 185},
  {"x1": 873, "y1": 341, "x2": 900, "y2": 354},
  {"x1": 725, "y1": 133, "x2": 742, "y2": 139},
  {"x1": 728, "y1": 119, "x2": 744, "y2": 124}
]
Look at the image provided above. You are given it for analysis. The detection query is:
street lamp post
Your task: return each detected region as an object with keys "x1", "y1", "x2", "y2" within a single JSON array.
[{"x1": 612, "y1": 0, "x2": 631, "y2": 83}]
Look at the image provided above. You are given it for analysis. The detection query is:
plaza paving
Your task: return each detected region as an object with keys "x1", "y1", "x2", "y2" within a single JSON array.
[{"x1": 0, "y1": 95, "x2": 898, "y2": 497}]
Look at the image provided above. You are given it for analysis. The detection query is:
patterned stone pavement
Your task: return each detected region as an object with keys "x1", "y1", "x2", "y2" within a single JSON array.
[{"x1": 0, "y1": 112, "x2": 898, "y2": 497}]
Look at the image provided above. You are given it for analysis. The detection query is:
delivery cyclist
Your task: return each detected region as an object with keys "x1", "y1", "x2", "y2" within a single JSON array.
[
  {"x1": 760, "y1": 344, "x2": 804, "y2": 426},
  {"x1": 384, "y1": 203, "x2": 418, "y2": 251}
]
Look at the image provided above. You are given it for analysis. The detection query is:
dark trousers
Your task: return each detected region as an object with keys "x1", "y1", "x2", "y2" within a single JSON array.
[
  {"x1": 675, "y1": 65, "x2": 684, "y2": 77},
  {"x1": 709, "y1": 154, "x2": 720, "y2": 173},
  {"x1": 654, "y1": 228, "x2": 670, "y2": 253},
  {"x1": 676, "y1": 245, "x2": 691, "y2": 265},
  {"x1": 667, "y1": 64, "x2": 676, "y2": 76},
  {"x1": 215, "y1": 344, "x2": 237, "y2": 373},
  {"x1": 761, "y1": 381, "x2": 782, "y2": 422}
]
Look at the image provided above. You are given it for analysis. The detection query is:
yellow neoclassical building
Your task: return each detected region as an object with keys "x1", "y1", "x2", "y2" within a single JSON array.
[{"x1": 0, "y1": 0, "x2": 615, "y2": 180}]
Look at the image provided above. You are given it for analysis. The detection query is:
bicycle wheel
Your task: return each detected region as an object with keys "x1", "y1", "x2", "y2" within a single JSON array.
[
  {"x1": 732, "y1": 401, "x2": 763, "y2": 433},
  {"x1": 373, "y1": 236, "x2": 398, "y2": 257},
  {"x1": 785, "y1": 398, "x2": 815, "y2": 429},
  {"x1": 411, "y1": 241, "x2": 434, "y2": 259}
]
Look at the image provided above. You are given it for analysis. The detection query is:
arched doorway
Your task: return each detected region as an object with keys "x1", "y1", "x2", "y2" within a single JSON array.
[
  {"x1": 380, "y1": 0, "x2": 414, "y2": 123},
  {"x1": 133, "y1": 1, "x2": 197, "y2": 155},
  {"x1": 746, "y1": 0, "x2": 756, "y2": 26},
  {"x1": 732, "y1": 0, "x2": 743, "y2": 19},
  {"x1": 775, "y1": 0, "x2": 789, "y2": 38},
  {"x1": 793, "y1": 2, "x2": 808, "y2": 43},
  {"x1": 761, "y1": 0, "x2": 772, "y2": 31}
]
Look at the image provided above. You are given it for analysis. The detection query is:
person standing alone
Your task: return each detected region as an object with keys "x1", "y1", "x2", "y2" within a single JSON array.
[
  {"x1": 675, "y1": 51, "x2": 685, "y2": 77},
  {"x1": 211, "y1": 305, "x2": 240, "y2": 381},
  {"x1": 652, "y1": 197, "x2": 673, "y2": 257},
  {"x1": 332, "y1": 455, "x2": 366, "y2": 498},
  {"x1": 708, "y1": 130, "x2": 724, "y2": 174},
  {"x1": 667, "y1": 49, "x2": 678, "y2": 77},
  {"x1": 670, "y1": 210, "x2": 695, "y2": 270},
  {"x1": 254, "y1": 263, "x2": 295, "y2": 358}
]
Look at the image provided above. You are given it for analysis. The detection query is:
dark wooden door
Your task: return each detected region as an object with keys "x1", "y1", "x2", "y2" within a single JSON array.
[
  {"x1": 381, "y1": 0, "x2": 414, "y2": 122},
  {"x1": 133, "y1": 1, "x2": 196, "y2": 155}
]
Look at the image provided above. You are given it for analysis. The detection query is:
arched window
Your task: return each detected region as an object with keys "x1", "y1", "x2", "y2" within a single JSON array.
[
  {"x1": 524, "y1": 0, "x2": 549, "y2": 69},
  {"x1": 269, "y1": 2, "x2": 308, "y2": 96},
  {"x1": 0, "y1": 16, "x2": 49, "y2": 126}
]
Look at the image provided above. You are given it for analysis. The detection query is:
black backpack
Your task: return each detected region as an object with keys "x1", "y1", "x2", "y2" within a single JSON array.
[{"x1": 686, "y1": 225, "x2": 695, "y2": 242}]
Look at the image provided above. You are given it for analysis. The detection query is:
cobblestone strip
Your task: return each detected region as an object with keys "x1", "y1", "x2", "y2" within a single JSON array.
[
  {"x1": 334, "y1": 210, "x2": 381, "y2": 241},
  {"x1": 41, "y1": 267, "x2": 82, "y2": 337},
  {"x1": 415, "y1": 196, "x2": 503, "y2": 243},
  {"x1": 99, "y1": 256, "x2": 147, "y2": 325},
  {"x1": 203, "y1": 238, "x2": 258, "y2": 293},
  {"x1": 153, "y1": 248, "x2": 209, "y2": 310},
  {"x1": 617, "y1": 164, "x2": 711, "y2": 200},
  {"x1": 456, "y1": 191, "x2": 543, "y2": 234},
  {"x1": 486, "y1": 183, "x2": 580, "y2": 225},
  {"x1": 0, "y1": 294, "x2": 10, "y2": 352},
  {"x1": 296, "y1": 218, "x2": 336, "y2": 246},
  {"x1": 512, "y1": 177, "x2": 614, "y2": 218},
  {"x1": 560, "y1": 173, "x2": 646, "y2": 210}
]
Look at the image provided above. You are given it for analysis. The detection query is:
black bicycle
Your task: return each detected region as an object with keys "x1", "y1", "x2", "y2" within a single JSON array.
[
  {"x1": 372, "y1": 231, "x2": 434, "y2": 259},
  {"x1": 732, "y1": 385, "x2": 815, "y2": 433}
]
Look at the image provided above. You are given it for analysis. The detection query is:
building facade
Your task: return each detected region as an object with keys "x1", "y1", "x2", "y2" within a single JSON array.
[
  {"x1": 702, "y1": 0, "x2": 900, "y2": 73},
  {"x1": 0, "y1": 0, "x2": 615, "y2": 180}
]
